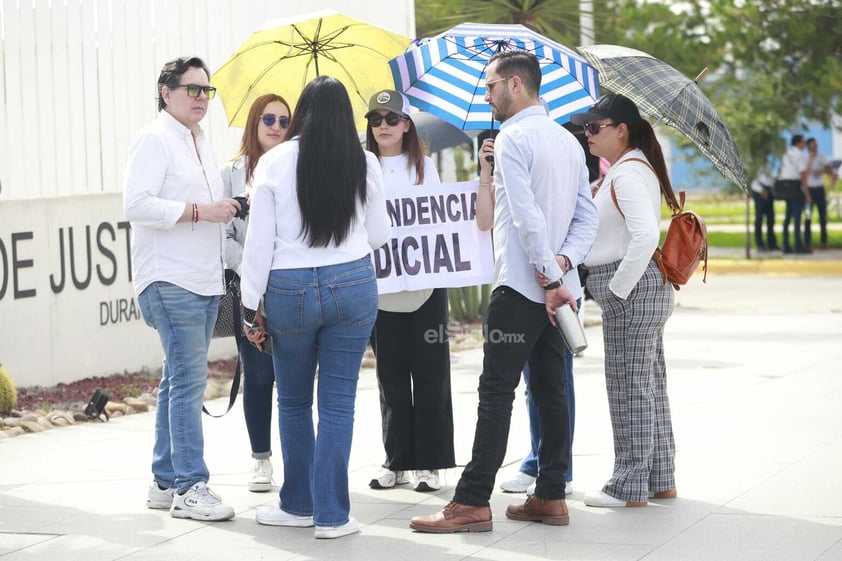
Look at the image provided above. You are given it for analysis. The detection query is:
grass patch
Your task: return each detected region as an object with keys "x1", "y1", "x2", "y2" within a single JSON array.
[
  {"x1": 670, "y1": 193, "x2": 842, "y2": 225},
  {"x1": 701, "y1": 230, "x2": 842, "y2": 248}
]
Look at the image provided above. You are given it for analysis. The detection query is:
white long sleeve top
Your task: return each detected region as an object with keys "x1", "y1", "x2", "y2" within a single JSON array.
[
  {"x1": 240, "y1": 138, "x2": 391, "y2": 310},
  {"x1": 583, "y1": 149, "x2": 661, "y2": 299},
  {"x1": 221, "y1": 156, "x2": 248, "y2": 276},
  {"x1": 124, "y1": 110, "x2": 225, "y2": 297}
]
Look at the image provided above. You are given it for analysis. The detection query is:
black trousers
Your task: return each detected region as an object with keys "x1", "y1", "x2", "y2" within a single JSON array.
[
  {"x1": 783, "y1": 196, "x2": 806, "y2": 251},
  {"x1": 454, "y1": 286, "x2": 570, "y2": 506},
  {"x1": 805, "y1": 187, "x2": 828, "y2": 246},
  {"x1": 370, "y1": 288, "x2": 455, "y2": 471},
  {"x1": 751, "y1": 188, "x2": 778, "y2": 249}
]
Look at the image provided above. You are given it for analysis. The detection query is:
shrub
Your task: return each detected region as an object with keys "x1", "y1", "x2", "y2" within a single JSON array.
[{"x1": 0, "y1": 363, "x2": 18, "y2": 414}]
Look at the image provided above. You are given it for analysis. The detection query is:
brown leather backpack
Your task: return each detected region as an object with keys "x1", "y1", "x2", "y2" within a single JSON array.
[{"x1": 609, "y1": 158, "x2": 707, "y2": 290}]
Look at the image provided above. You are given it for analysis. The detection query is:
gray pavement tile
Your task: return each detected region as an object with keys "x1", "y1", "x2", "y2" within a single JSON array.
[{"x1": 2, "y1": 275, "x2": 842, "y2": 560}]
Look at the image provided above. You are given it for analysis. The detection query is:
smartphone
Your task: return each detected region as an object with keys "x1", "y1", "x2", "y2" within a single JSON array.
[
  {"x1": 261, "y1": 334, "x2": 273, "y2": 355},
  {"x1": 249, "y1": 333, "x2": 273, "y2": 355}
]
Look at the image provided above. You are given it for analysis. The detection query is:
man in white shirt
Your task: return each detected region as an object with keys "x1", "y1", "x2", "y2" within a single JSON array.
[
  {"x1": 125, "y1": 56, "x2": 240, "y2": 522},
  {"x1": 803, "y1": 138, "x2": 836, "y2": 248},
  {"x1": 777, "y1": 134, "x2": 810, "y2": 253},
  {"x1": 410, "y1": 50, "x2": 585, "y2": 533}
]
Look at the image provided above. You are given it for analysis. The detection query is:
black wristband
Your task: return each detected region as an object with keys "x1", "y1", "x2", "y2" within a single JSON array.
[{"x1": 544, "y1": 279, "x2": 562, "y2": 290}]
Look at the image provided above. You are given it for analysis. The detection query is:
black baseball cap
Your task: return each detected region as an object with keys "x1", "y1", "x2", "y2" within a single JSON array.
[{"x1": 570, "y1": 94, "x2": 642, "y2": 126}]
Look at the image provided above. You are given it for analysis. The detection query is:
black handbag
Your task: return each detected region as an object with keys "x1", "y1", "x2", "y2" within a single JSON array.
[
  {"x1": 212, "y1": 269, "x2": 241, "y2": 338},
  {"x1": 772, "y1": 179, "x2": 804, "y2": 201},
  {"x1": 204, "y1": 269, "x2": 244, "y2": 417},
  {"x1": 84, "y1": 389, "x2": 110, "y2": 421}
]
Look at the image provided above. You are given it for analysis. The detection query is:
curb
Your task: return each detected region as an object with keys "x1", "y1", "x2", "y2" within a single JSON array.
[{"x1": 706, "y1": 258, "x2": 842, "y2": 276}]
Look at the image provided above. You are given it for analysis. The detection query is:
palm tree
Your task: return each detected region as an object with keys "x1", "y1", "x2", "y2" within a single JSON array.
[{"x1": 418, "y1": 0, "x2": 596, "y2": 45}]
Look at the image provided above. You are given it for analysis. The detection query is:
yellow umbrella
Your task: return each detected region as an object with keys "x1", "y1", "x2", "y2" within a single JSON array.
[{"x1": 212, "y1": 10, "x2": 411, "y2": 130}]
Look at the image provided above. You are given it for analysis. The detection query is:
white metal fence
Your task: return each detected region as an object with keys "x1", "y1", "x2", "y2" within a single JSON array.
[
  {"x1": 0, "y1": 0, "x2": 414, "y2": 387},
  {"x1": 0, "y1": 0, "x2": 414, "y2": 200}
]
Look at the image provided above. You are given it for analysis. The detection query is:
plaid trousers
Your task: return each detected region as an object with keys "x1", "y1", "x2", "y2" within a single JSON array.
[{"x1": 586, "y1": 259, "x2": 676, "y2": 503}]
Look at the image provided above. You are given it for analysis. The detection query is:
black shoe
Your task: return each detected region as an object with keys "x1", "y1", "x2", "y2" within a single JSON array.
[
  {"x1": 782, "y1": 247, "x2": 794, "y2": 254},
  {"x1": 794, "y1": 247, "x2": 813, "y2": 254},
  {"x1": 757, "y1": 245, "x2": 768, "y2": 252}
]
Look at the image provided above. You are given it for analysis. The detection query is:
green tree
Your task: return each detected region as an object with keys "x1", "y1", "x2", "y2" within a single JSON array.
[{"x1": 416, "y1": 0, "x2": 842, "y2": 187}]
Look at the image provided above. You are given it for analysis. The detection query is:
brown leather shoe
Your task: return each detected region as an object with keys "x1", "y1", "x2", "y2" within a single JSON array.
[
  {"x1": 409, "y1": 501, "x2": 493, "y2": 533},
  {"x1": 505, "y1": 495, "x2": 569, "y2": 526},
  {"x1": 651, "y1": 488, "x2": 677, "y2": 499}
]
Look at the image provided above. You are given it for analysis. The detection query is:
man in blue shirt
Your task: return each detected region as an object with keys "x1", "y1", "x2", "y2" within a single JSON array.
[{"x1": 410, "y1": 50, "x2": 593, "y2": 533}]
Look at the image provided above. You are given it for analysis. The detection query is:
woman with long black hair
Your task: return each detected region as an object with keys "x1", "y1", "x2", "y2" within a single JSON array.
[{"x1": 240, "y1": 76, "x2": 390, "y2": 538}]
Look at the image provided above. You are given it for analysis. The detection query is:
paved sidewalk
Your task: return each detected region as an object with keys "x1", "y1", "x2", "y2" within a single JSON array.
[{"x1": 2, "y1": 274, "x2": 842, "y2": 561}]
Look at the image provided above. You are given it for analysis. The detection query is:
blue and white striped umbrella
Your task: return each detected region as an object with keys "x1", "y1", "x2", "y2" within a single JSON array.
[{"x1": 390, "y1": 22, "x2": 600, "y2": 130}]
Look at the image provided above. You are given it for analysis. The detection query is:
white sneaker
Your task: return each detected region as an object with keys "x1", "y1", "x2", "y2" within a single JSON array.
[
  {"x1": 170, "y1": 481, "x2": 235, "y2": 521},
  {"x1": 369, "y1": 468, "x2": 409, "y2": 489},
  {"x1": 256, "y1": 500, "x2": 314, "y2": 527},
  {"x1": 315, "y1": 516, "x2": 359, "y2": 539},
  {"x1": 526, "y1": 480, "x2": 573, "y2": 496},
  {"x1": 584, "y1": 490, "x2": 647, "y2": 508},
  {"x1": 414, "y1": 470, "x2": 440, "y2": 492},
  {"x1": 248, "y1": 458, "x2": 273, "y2": 492},
  {"x1": 499, "y1": 471, "x2": 536, "y2": 493},
  {"x1": 147, "y1": 480, "x2": 174, "y2": 509}
]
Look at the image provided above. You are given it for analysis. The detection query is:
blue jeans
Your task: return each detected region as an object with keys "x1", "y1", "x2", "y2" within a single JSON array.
[
  {"x1": 264, "y1": 256, "x2": 377, "y2": 527},
  {"x1": 783, "y1": 198, "x2": 806, "y2": 250},
  {"x1": 240, "y1": 338, "x2": 275, "y2": 458},
  {"x1": 138, "y1": 282, "x2": 218, "y2": 493}
]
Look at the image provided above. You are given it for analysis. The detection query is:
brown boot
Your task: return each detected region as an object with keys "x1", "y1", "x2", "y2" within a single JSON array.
[
  {"x1": 409, "y1": 501, "x2": 493, "y2": 533},
  {"x1": 506, "y1": 495, "x2": 569, "y2": 526}
]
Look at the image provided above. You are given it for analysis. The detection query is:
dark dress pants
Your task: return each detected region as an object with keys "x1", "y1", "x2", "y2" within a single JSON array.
[
  {"x1": 454, "y1": 286, "x2": 570, "y2": 506},
  {"x1": 783, "y1": 196, "x2": 806, "y2": 251},
  {"x1": 370, "y1": 288, "x2": 455, "y2": 470},
  {"x1": 805, "y1": 187, "x2": 828, "y2": 246},
  {"x1": 752, "y1": 189, "x2": 778, "y2": 249}
]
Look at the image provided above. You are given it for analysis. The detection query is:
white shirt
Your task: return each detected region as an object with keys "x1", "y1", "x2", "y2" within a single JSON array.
[
  {"x1": 584, "y1": 150, "x2": 662, "y2": 299},
  {"x1": 377, "y1": 153, "x2": 441, "y2": 313},
  {"x1": 805, "y1": 151, "x2": 832, "y2": 187},
  {"x1": 492, "y1": 104, "x2": 591, "y2": 304},
  {"x1": 779, "y1": 146, "x2": 807, "y2": 180},
  {"x1": 240, "y1": 139, "x2": 391, "y2": 310},
  {"x1": 124, "y1": 110, "x2": 225, "y2": 297}
]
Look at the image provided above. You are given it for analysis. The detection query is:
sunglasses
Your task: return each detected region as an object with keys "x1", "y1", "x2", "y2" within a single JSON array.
[
  {"x1": 261, "y1": 114, "x2": 290, "y2": 129},
  {"x1": 172, "y1": 84, "x2": 216, "y2": 99},
  {"x1": 367, "y1": 112, "x2": 406, "y2": 127},
  {"x1": 583, "y1": 122, "x2": 619, "y2": 135}
]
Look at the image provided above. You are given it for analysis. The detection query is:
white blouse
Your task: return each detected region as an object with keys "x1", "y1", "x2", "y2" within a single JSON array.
[
  {"x1": 239, "y1": 139, "x2": 391, "y2": 310},
  {"x1": 583, "y1": 149, "x2": 662, "y2": 299}
]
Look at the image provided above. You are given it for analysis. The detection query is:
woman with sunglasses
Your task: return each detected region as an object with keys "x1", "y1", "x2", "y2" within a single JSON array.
[
  {"x1": 241, "y1": 76, "x2": 390, "y2": 538},
  {"x1": 221, "y1": 93, "x2": 292, "y2": 493},
  {"x1": 570, "y1": 94, "x2": 678, "y2": 508},
  {"x1": 364, "y1": 90, "x2": 456, "y2": 493}
]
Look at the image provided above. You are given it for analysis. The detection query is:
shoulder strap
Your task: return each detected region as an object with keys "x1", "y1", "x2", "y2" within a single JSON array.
[{"x1": 610, "y1": 157, "x2": 683, "y2": 216}]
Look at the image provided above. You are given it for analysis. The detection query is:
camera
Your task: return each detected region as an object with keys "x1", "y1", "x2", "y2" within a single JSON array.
[{"x1": 233, "y1": 195, "x2": 250, "y2": 220}]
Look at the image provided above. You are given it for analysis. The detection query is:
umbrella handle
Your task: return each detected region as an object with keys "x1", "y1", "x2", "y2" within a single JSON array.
[{"x1": 693, "y1": 67, "x2": 709, "y2": 84}]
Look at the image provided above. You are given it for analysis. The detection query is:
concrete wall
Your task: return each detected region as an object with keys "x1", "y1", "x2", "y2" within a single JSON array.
[{"x1": 0, "y1": 0, "x2": 416, "y2": 386}]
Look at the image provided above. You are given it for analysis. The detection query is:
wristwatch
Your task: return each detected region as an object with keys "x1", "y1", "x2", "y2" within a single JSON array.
[{"x1": 544, "y1": 279, "x2": 562, "y2": 290}]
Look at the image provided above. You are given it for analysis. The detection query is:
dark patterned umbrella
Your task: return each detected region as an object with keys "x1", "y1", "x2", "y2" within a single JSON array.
[{"x1": 576, "y1": 44, "x2": 748, "y2": 192}]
